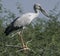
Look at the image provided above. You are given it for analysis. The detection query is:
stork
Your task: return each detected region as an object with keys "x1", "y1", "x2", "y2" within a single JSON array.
[{"x1": 4, "y1": 3, "x2": 49, "y2": 51}]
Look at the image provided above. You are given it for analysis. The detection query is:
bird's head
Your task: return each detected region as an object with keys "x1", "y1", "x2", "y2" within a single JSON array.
[
  {"x1": 34, "y1": 3, "x2": 49, "y2": 17},
  {"x1": 34, "y1": 3, "x2": 41, "y2": 12}
]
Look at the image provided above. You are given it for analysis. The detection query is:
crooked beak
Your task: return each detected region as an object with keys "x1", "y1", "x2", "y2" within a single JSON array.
[{"x1": 40, "y1": 7, "x2": 49, "y2": 17}]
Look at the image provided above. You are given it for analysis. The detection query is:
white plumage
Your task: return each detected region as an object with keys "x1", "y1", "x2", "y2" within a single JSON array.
[{"x1": 14, "y1": 12, "x2": 39, "y2": 27}]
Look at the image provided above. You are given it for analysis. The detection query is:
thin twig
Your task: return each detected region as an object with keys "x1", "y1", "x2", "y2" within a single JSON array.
[
  {"x1": 16, "y1": 47, "x2": 36, "y2": 54},
  {"x1": 11, "y1": 31, "x2": 21, "y2": 38},
  {"x1": 5, "y1": 45, "x2": 22, "y2": 49},
  {"x1": 16, "y1": 47, "x2": 30, "y2": 52},
  {"x1": 26, "y1": 39, "x2": 32, "y2": 45}
]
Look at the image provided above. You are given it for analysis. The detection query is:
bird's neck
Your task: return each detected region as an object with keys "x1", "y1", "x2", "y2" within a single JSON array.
[{"x1": 35, "y1": 9, "x2": 40, "y2": 16}]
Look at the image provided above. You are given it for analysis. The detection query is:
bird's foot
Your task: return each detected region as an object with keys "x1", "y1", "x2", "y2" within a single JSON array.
[
  {"x1": 16, "y1": 45, "x2": 30, "y2": 53},
  {"x1": 22, "y1": 44, "x2": 30, "y2": 53}
]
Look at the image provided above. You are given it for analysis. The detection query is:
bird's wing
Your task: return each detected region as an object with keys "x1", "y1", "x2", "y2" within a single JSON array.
[
  {"x1": 14, "y1": 13, "x2": 32, "y2": 27},
  {"x1": 11, "y1": 17, "x2": 20, "y2": 25}
]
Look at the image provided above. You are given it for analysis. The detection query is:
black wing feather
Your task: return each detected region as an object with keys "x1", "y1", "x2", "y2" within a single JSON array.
[{"x1": 4, "y1": 17, "x2": 22, "y2": 36}]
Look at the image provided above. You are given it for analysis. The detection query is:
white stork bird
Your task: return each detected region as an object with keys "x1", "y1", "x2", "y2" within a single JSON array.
[
  {"x1": 4, "y1": 3, "x2": 49, "y2": 50},
  {"x1": 4, "y1": 3, "x2": 49, "y2": 35}
]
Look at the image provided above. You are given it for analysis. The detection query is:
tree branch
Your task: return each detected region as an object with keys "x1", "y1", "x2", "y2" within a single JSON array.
[{"x1": 5, "y1": 45, "x2": 22, "y2": 49}]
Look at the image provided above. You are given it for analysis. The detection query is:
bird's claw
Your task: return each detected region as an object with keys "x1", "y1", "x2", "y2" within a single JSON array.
[{"x1": 16, "y1": 46, "x2": 30, "y2": 53}]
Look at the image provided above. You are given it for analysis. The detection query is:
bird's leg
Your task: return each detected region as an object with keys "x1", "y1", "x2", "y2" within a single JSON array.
[
  {"x1": 18, "y1": 31, "x2": 29, "y2": 52},
  {"x1": 17, "y1": 31, "x2": 25, "y2": 47},
  {"x1": 20, "y1": 33, "x2": 26, "y2": 48}
]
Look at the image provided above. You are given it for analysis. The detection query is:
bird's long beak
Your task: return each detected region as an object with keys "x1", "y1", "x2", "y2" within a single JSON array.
[{"x1": 40, "y1": 7, "x2": 49, "y2": 17}]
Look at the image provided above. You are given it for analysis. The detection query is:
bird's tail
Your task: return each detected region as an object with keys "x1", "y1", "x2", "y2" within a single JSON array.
[
  {"x1": 4, "y1": 25, "x2": 23, "y2": 36},
  {"x1": 4, "y1": 25, "x2": 14, "y2": 35}
]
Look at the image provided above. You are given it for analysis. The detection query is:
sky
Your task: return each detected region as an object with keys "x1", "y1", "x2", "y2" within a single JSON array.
[{"x1": 2, "y1": 0, "x2": 60, "y2": 18}]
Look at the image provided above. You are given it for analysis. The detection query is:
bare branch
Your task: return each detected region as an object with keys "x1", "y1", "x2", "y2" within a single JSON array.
[{"x1": 5, "y1": 45, "x2": 22, "y2": 49}]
